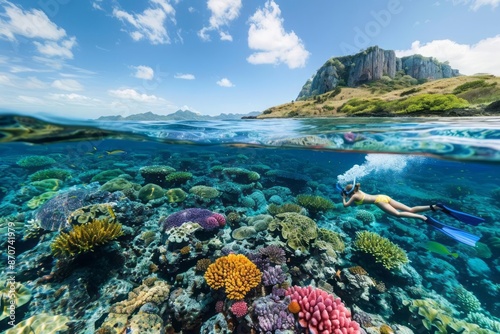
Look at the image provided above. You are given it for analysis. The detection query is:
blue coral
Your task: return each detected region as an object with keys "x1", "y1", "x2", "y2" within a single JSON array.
[
  {"x1": 253, "y1": 295, "x2": 295, "y2": 332},
  {"x1": 262, "y1": 265, "x2": 286, "y2": 286}
]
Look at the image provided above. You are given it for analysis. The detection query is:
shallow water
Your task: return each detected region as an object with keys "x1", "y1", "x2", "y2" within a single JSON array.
[{"x1": 0, "y1": 114, "x2": 499, "y2": 333}]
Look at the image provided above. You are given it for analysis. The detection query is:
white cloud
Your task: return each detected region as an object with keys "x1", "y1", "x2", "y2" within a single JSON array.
[
  {"x1": 112, "y1": 0, "x2": 175, "y2": 44},
  {"x1": 247, "y1": 0, "x2": 310, "y2": 69},
  {"x1": 174, "y1": 73, "x2": 195, "y2": 80},
  {"x1": 216, "y1": 77, "x2": 234, "y2": 87},
  {"x1": 33, "y1": 37, "x2": 77, "y2": 59},
  {"x1": 133, "y1": 65, "x2": 154, "y2": 80},
  {"x1": 49, "y1": 93, "x2": 98, "y2": 104},
  {"x1": 0, "y1": 1, "x2": 66, "y2": 41},
  {"x1": 470, "y1": 0, "x2": 500, "y2": 10},
  {"x1": 198, "y1": 0, "x2": 242, "y2": 41},
  {"x1": 51, "y1": 79, "x2": 84, "y2": 91},
  {"x1": 25, "y1": 76, "x2": 47, "y2": 89},
  {"x1": 108, "y1": 88, "x2": 163, "y2": 102},
  {"x1": 0, "y1": 74, "x2": 12, "y2": 86},
  {"x1": 395, "y1": 35, "x2": 500, "y2": 76},
  {"x1": 18, "y1": 95, "x2": 44, "y2": 104}
]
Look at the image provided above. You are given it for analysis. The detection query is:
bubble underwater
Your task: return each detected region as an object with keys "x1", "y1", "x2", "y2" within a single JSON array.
[{"x1": 0, "y1": 114, "x2": 499, "y2": 333}]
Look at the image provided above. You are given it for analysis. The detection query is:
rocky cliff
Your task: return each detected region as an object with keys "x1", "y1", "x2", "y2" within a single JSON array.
[{"x1": 297, "y1": 46, "x2": 460, "y2": 99}]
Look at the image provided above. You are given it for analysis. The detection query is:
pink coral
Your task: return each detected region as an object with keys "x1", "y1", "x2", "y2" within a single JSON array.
[
  {"x1": 230, "y1": 300, "x2": 248, "y2": 318},
  {"x1": 285, "y1": 286, "x2": 360, "y2": 334},
  {"x1": 215, "y1": 300, "x2": 224, "y2": 313}
]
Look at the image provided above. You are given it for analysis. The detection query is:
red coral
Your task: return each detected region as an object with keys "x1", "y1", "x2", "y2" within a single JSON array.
[
  {"x1": 230, "y1": 300, "x2": 248, "y2": 318},
  {"x1": 285, "y1": 286, "x2": 360, "y2": 334}
]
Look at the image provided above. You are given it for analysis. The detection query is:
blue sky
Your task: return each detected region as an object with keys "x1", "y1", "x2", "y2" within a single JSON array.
[{"x1": 0, "y1": 0, "x2": 499, "y2": 118}]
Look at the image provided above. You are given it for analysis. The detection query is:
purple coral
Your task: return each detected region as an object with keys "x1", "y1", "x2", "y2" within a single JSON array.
[
  {"x1": 160, "y1": 208, "x2": 225, "y2": 231},
  {"x1": 259, "y1": 245, "x2": 286, "y2": 265},
  {"x1": 253, "y1": 295, "x2": 295, "y2": 332},
  {"x1": 262, "y1": 265, "x2": 286, "y2": 286}
]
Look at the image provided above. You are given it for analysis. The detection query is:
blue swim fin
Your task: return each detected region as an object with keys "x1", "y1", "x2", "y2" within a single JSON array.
[
  {"x1": 425, "y1": 216, "x2": 480, "y2": 247},
  {"x1": 436, "y1": 204, "x2": 485, "y2": 226}
]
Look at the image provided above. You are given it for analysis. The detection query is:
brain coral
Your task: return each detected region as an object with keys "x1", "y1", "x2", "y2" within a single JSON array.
[
  {"x1": 268, "y1": 212, "x2": 318, "y2": 252},
  {"x1": 286, "y1": 285, "x2": 360, "y2": 334},
  {"x1": 354, "y1": 231, "x2": 409, "y2": 270},
  {"x1": 204, "y1": 253, "x2": 262, "y2": 300}
]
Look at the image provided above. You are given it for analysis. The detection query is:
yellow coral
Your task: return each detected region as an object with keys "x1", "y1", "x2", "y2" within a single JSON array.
[
  {"x1": 204, "y1": 254, "x2": 261, "y2": 300},
  {"x1": 110, "y1": 278, "x2": 170, "y2": 315},
  {"x1": 51, "y1": 219, "x2": 123, "y2": 257}
]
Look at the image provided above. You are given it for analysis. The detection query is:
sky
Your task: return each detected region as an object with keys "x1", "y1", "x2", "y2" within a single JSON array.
[{"x1": 0, "y1": 0, "x2": 499, "y2": 119}]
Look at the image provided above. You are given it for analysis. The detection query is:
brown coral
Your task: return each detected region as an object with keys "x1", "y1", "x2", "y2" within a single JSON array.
[
  {"x1": 111, "y1": 279, "x2": 170, "y2": 315},
  {"x1": 196, "y1": 258, "x2": 212, "y2": 272},
  {"x1": 204, "y1": 254, "x2": 261, "y2": 300},
  {"x1": 348, "y1": 266, "x2": 368, "y2": 276}
]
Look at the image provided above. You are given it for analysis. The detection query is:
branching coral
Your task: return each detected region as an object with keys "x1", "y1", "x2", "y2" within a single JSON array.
[
  {"x1": 204, "y1": 254, "x2": 262, "y2": 300},
  {"x1": 51, "y1": 218, "x2": 123, "y2": 257},
  {"x1": 354, "y1": 231, "x2": 408, "y2": 270}
]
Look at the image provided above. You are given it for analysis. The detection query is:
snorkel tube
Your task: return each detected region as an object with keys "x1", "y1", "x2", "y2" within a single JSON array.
[{"x1": 336, "y1": 177, "x2": 356, "y2": 196}]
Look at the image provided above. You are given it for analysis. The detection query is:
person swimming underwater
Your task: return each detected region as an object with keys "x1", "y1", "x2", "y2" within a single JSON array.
[
  {"x1": 341, "y1": 182, "x2": 434, "y2": 220},
  {"x1": 337, "y1": 179, "x2": 484, "y2": 247}
]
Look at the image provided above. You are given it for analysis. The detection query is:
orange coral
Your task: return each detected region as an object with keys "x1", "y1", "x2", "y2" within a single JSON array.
[
  {"x1": 204, "y1": 254, "x2": 261, "y2": 300},
  {"x1": 288, "y1": 300, "x2": 301, "y2": 314}
]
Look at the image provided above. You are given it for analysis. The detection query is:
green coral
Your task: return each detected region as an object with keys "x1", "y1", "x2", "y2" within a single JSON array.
[
  {"x1": 189, "y1": 185, "x2": 220, "y2": 199},
  {"x1": 4, "y1": 313, "x2": 70, "y2": 334},
  {"x1": 222, "y1": 167, "x2": 260, "y2": 184},
  {"x1": 268, "y1": 212, "x2": 318, "y2": 252},
  {"x1": 29, "y1": 168, "x2": 71, "y2": 181},
  {"x1": 91, "y1": 169, "x2": 126, "y2": 184},
  {"x1": 355, "y1": 209, "x2": 375, "y2": 224},
  {"x1": 296, "y1": 194, "x2": 334, "y2": 215},
  {"x1": 26, "y1": 191, "x2": 57, "y2": 209},
  {"x1": 316, "y1": 228, "x2": 345, "y2": 252},
  {"x1": 30, "y1": 178, "x2": 63, "y2": 192},
  {"x1": 1, "y1": 281, "x2": 32, "y2": 321},
  {"x1": 51, "y1": 219, "x2": 123, "y2": 257},
  {"x1": 165, "y1": 171, "x2": 193, "y2": 186},
  {"x1": 454, "y1": 286, "x2": 481, "y2": 313},
  {"x1": 405, "y1": 299, "x2": 494, "y2": 334},
  {"x1": 354, "y1": 231, "x2": 408, "y2": 270},
  {"x1": 100, "y1": 177, "x2": 138, "y2": 193},
  {"x1": 165, "y1": 188, "x2": 188, "y2": 203},
  {"x1": 138, "y1": 183, "x2": 164, "y2": 203},
  {"x1": 16, "y1": 155, "x2": 56, "y2": 169},
  {"x1": 267, "y1": 203, "x2": 303, "y2": 216}
]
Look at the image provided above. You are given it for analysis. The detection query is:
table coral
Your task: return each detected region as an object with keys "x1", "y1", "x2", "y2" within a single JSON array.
[
  {"x1": 286, "y1": 285, "x2": 360, "y2": 334},
  {"x1": 204, "y1": 253, "x2": 262, "y2": 300}
]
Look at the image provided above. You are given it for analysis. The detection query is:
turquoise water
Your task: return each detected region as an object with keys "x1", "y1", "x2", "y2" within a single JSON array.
[{"x1": 0, "y1": 114, "x2": 499, "y2": 333}]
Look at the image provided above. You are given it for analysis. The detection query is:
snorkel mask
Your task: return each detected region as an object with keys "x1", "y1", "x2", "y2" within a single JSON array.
[{"x1": 336, "y1": 177, "x2": 356, "y2": 196}]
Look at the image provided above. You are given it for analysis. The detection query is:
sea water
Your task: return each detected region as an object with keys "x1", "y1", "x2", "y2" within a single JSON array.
[{"x1": 0, "y1": 114, "x2": 499, "y2": 333}]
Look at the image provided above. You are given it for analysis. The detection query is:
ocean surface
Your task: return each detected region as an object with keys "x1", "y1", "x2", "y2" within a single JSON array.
[{"x1": 0, "y1": 114, "x2": 499, "y2": 334}]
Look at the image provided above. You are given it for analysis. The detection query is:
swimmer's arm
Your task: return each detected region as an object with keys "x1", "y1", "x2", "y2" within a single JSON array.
[{"x1": 342, "y1": 194, "x2": 355, "y2": 207}]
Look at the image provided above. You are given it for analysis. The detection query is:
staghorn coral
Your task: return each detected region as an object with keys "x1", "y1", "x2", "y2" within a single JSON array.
[
  {"x1": 354, "y1": 231, "x2": 409, "y2": 270},
  {"x1": 268, "y1": 212, "x2": 318, "y2": 253},
  {"x1": 51, "y1": 218, "x2": 123, "y2": 257},
  {"x1": 204, "y1": 253, "x2": 262, "y2": 300},
  {"x1": 296, "y1": 194, "x2": 335, "y2": 215}
]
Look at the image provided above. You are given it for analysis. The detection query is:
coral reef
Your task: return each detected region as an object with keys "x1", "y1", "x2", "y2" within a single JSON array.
[
  {"x1": 165, "y1": 187, "x2": 187, "y2": 203},
  {"x1": 204, "y1": 253, "x2": 262, "y2": 300},
  {"x1": 296, "y1": 194, "x2": 335, "y2": 215},
  {"x1": 16, "y1": 155, "x2": 56, "y2": 169},
  {"x1": 160, "y1": 208, "x2": 225, "y2": 231},
  {"x1": 29, "y1": 168, "x2": 72, "y2": 181}
]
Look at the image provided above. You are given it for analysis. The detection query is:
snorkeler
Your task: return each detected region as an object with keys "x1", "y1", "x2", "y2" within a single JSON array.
[{"x1": 337, "y1": 179, "x2": 484, "y2": 247}]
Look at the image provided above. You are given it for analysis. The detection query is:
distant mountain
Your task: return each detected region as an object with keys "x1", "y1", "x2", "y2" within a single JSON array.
[{"x1": 96, "y1": 110, "x2": 261, "y2": 121}]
